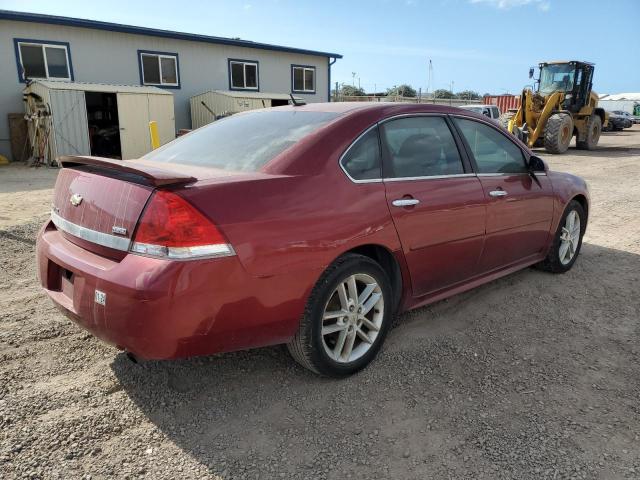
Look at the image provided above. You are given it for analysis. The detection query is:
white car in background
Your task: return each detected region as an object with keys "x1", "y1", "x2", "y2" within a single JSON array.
[{"x1": 458, "y1": 104, "x2": 501, "y2": 123}]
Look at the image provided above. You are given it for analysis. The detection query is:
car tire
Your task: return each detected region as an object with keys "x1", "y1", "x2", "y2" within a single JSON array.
[
  {"x1": 287, "y1": 253, "x2": 393, "y2": 377},
  {"x1": 544, "y1": 113, "x2": 574, "y2": 154},
  {"x1": 576, "y1": 115, "x2": 601, "y2": 150},
  {"x1": 536, "y1": 200, "x2": 586, "y2": 273}
]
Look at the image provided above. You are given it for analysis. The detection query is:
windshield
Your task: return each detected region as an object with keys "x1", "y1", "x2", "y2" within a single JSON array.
[
  {"x1": 539, "y1": 64, "x2": 576, "y2": 94},
  {"x1": 143, "y1": 110, "x2": 340, "y2": 171}
]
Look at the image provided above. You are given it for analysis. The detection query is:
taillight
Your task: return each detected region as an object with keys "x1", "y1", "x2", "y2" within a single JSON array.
[{"x1": 130, "y1": 190, "x2": 234, "y2": 260}]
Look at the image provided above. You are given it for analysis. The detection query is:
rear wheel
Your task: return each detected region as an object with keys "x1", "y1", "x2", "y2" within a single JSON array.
[
  {"x1": 536, "y1": 200, "x2": 586, "y2": 273},
  {"x1": 287, "y1": 254, "x2": 393, "y2": 377},
  {"x1": 576, "y1": 115, "x2": 602, "y2": 150},
  {"x1": 544, "y1": 113, "x2": 574, "y2": 154}
]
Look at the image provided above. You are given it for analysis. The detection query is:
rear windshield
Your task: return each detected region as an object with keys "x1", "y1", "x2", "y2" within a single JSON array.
[{"x1": 143, "y1": 110, "x2": 339, "y2": 171}]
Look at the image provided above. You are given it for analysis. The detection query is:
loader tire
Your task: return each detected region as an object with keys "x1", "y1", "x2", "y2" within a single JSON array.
[
  {"x1": 544, "y1": 113, "x2": 573, "y2": 154},
  {"x1": 576, "y1": 115, "x2": 602, "y2": 150}
]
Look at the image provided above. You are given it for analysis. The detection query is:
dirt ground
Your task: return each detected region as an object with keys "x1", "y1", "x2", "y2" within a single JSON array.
[{"x1": 1, "y1": 127, "x2": 639, "y2": 480}]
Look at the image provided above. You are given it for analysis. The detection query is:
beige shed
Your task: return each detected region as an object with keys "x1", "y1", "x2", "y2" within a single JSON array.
[
  {"x1": 23, "y1": 80, "x2": 175, "y2": 162},
  {"x1": 190, "y1": 90, "x2": 301, "y2": 129}
]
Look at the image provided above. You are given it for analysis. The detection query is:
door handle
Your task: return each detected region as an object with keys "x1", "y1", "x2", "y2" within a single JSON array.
[
  {"x1": 489, "y1": 190, "x2": 508, "y2": 197},
  {"x1": 392, "y1": 198, "x2": 420, "y2": 207}
]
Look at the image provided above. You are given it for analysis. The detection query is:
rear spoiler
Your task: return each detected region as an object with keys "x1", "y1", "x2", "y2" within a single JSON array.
[{"x1": 58, "y1": 156, "x2": 196, "y2": 187}]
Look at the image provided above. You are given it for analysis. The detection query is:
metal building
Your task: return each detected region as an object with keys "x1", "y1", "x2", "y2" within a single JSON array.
[
  {"x1": 24, "y1": 80, "x2": 175, "y2": 161},
  {"x1": 190, "y1": 90, "x2": 303, "y2": 129},
  {"x1": 0, "y1": 9, "x2": 342, "y2": 161}
]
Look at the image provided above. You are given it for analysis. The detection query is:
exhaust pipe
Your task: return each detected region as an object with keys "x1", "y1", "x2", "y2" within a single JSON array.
[{"x1": 125, "y1": 351, "x2": 139, "y2": 364}]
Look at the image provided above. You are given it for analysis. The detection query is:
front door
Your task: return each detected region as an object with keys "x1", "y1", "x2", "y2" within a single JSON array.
[
  {"x1": 380, "y1": 115, "x2": 487, "y2": 297},
  {"x1": 452, "y1": 116, "x2": 554, "y2": 272},
  {"x1": 117, "y1": 93, "x2": 150, "y2": 159}
]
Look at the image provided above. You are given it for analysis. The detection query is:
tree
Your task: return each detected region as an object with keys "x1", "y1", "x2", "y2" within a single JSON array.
[
  {"x1": 456, "y1": 90, "x2": 480, "y2": 100},
  {"x1": 386, "y1": 84, "x2": 417, "y2": 98},
  {"x1": 433, "y1": 89, "x2": 454, "y2": 99},
  {"x1": 339, "y1": 84, "x2": 366, "y2": 96}
]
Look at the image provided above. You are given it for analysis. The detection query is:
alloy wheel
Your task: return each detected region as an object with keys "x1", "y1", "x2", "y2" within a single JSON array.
[
  {"x1": 321, "y1": 273, "x2": 384, "y2": 363},
  {"x1": 559, "y1": 210, "x2": 581, "y2": 265}
]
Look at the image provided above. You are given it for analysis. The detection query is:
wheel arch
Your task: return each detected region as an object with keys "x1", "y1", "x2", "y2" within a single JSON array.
[
  {"x1": 342, "y1": 244, "x2": 405, "y2": 313},
  {"x1": 571, "y1": 194, "x2": 589, "y2": 222},
  {"x1": 594, "y1": 107, "x2": 605, "y2": 124}
]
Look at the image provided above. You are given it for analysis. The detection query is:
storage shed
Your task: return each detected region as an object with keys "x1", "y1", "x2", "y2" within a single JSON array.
[
  {"x1": 190, "y1": 90, "x2": 301, "y2": 129},
  {"x1": 23, "y1": 80, "x2": 175, "y2": 162}
]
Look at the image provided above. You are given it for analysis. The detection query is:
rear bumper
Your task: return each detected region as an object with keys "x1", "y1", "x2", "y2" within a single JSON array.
[{"x1": 36, "y1": 221, "x2": 308, "y2": 359}]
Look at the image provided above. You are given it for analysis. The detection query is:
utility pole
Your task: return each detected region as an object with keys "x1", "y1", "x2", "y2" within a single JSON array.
[
  {"x1": 352, "y1": 72, "x2": 356, "y2": 87},
  {"x1": 427, "y1": 59, "x2": 433, "y2": 100},
  {"x1": 450, "y1": 80, "x2": 455, "y2": 106}
]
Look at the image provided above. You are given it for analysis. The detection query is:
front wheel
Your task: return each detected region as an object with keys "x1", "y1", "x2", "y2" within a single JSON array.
[
  {"x1": 544, "y1": 113, "x2": 574, "y2": 154},
  {"x1": 287, "y1": 254, "x2": 393, "y2": 377},
  {"x1": 536, "y1": 200, "x2": 586, "y2": 273}
]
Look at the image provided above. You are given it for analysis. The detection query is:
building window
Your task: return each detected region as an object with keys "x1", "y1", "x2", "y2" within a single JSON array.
[
  {"x1": 292, "y1": 65, "x2": 315, "y2": 93},
  {"x1": 138, "y1": 51, "x2": 180, "y2": 87},
  {"x1": 229, "y1": 59, "x2": 259, "y2": 90},
  {"x1": 14, "y1": 39, "x2": 72, "y2": 81}
]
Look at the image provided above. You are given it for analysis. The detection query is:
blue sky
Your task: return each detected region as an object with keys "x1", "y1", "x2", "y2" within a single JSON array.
[{"x1": 2, "y1": 0, "x2": 639, "y2": 95}]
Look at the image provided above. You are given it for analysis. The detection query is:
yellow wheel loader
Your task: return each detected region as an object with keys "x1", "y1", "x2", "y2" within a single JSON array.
[{"x1": 502, "y1": 61, "x2": 606, "y2": 154}]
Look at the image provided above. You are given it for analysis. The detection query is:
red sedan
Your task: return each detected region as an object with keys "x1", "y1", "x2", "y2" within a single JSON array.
[{"x1": 36, "y1": 103, "x2": 589, "y2": 377}]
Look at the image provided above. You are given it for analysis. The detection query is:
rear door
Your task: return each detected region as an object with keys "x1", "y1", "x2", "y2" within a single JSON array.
[
  {"x1": 380, "y1": 115, "x2": 486, "y2": 297},
  {"x1": 452, "y1": 116, "x2": 554, "y2": 272}
]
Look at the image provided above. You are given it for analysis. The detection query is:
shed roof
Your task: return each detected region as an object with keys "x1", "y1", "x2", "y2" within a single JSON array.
[
  {"x1": 208, "y1": 90, "x2": 301, "y2": 100},
  {"x1": 599, "y1": 93, "x2": 640, "y2": 101},
  {"x1": 0, "y1": 9, "x2": 342, "y2": 59},
  {"x1": 27, "y1": 80, "x2": 173, "y2": 95}
]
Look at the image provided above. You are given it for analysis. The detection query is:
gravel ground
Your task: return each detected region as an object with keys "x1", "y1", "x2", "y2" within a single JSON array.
[{"x1": 1, "y1": 127, "x2": 639, "y2": 479}]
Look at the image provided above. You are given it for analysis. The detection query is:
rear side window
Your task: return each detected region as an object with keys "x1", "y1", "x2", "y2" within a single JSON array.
[
  {"x1": 340, "y1": 128, "x2": 381, "y2": 181},
  {"x1": 143, "y1": 110, "x2": 339, "y2": 171},
  {"x1": 380, "y1": 116, "x2": 464, "y2": 178},
  {"x1": 454, "y1": 117, "x2": 527, "y2": 174}
]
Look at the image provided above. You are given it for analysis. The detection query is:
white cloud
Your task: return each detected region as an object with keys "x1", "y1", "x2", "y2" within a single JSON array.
[{"x1": 470, "y1": 0, "x2": 551, "y2": 11}]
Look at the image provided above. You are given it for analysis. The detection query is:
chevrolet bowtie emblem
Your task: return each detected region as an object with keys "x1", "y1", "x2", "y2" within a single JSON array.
[{"x1": 70, "y1": 193, "x2": 83, "y2": 206}]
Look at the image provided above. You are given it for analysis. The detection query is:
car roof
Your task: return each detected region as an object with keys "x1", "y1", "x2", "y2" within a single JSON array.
[{"x1": 273, "y1": 101, "x2": 474, "y2": 117}]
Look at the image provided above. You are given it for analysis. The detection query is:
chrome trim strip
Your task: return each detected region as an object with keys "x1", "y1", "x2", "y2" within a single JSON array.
[
  {"x1": 476, "y1": 172, "x2": 529, "y2": 177},
  {"x1": 377, "y1": 112, "x2": 445, "y2": 124},
  {"x1": 383, "y1": 173, "x2": 475, "y2": 182},
  {"x1": 50, "y1": 210, "x2": 131, "y2": 251},
  {"x1": 338, "y1": 124, "x2": 383, "y2": 184}
]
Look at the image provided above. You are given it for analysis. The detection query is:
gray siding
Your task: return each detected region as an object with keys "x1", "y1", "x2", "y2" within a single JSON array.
[{"x1": 0, "y1": 20, "x2": 330, "y2": 159}]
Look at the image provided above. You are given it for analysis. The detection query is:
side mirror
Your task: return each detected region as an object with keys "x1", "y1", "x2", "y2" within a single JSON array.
[
  {"x1": 528, "y1": 155, "x2": 546, "y2": 172},
  {"x1": 529, "y1": 67, "x2": 535, "y2": 79}
]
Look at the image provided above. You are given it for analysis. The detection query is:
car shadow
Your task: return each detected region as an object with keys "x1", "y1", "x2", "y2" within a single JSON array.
[{"x1": 112, "y1": 242, "x2": 640, "y2": 478}]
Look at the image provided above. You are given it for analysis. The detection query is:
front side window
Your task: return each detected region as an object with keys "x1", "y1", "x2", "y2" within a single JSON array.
[
  {"x1": 16, "y1": 40, "x2": 71, "y2": 81},
  {"x1": 292, "y1": 66, "x2": 315, "y2": 93},
  {"x1": 454, "y1": 117, "x2": 527, "y2": 174},
  {"x1": 229, "y1": 60, "x2": 259, "y2": 90},
  {"x1": 143, "y1": 110, "x2": 339, "y2": 171},
  {"x1": 538, "y1": 63, "x2": 576, "y2": 94},
  {"x1": 140, "y1": 52, "x2": 179, "y2": 87},
  {"x1": 340, "y1": 128, "x2": 381, "y2": 181},
  {"x1": 380, "y1": 116, "x2": 464, "y2": 178}
]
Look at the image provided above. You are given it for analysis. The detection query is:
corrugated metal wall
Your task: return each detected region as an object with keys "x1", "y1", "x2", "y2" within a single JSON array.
[
  {"x1": 49, "y1": 89, "x2": 91, "y2": 156},
  {"x1": 483, "y1": 95, "x2": 520, "y2": 113},
  {"x1": 190, "y1": 92, "x2": 270, "y2": 129}
]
